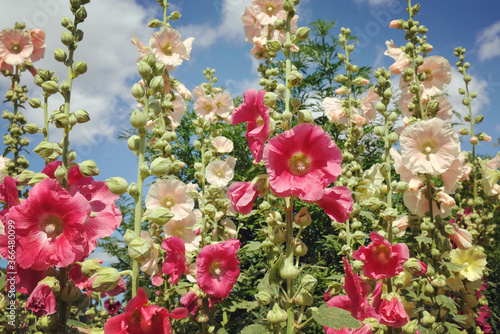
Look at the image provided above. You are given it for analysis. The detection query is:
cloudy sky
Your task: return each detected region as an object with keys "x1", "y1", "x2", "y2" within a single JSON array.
[{"x1": 1, "y1": 0, "x2": 500, "y2": 185}]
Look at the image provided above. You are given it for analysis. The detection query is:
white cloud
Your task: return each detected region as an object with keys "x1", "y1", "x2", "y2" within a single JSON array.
[
  {"x1": 0, "y1": 0, "x2": 155, "y2": 156},
  {"x1": 477, "y1": 21, "x2": 500, "y2": 61}
]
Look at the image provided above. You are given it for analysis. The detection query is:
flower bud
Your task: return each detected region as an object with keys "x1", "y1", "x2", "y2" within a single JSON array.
[
  {"x1": 61, "y1": 16, "x2": 72, "y2": 28},
  {"x1": 37, "y1": 314, "x2": 58, "y2": 330},
  {"x1": 29, "y1": 98, "x2": 42, "y2": 109},
  {"x1": 169, "y1": 11, "x2": 181, "y2": 20},
  {"x1": 130, "y1": 109, "x2": 147, "y2": 129},
  {"x1": 127, "y1": 135, "x2": 141, "y2": 153},
  {"x1": 287, "y1": 71, "x2": 303, "y2": 87},
  {"x1": 297, "y1": 109, "x2": 313, "y2": 124},
  {"x1": 74, "y1": 109, "x2": 90, "y2": 123},
  {"x1": 266, "y1": 39, "x2": 282, "y2": 52},
  {"x1": 294, "y1": 207, "x2": 312, "y2": 226},
  {"x1": 458, "y1": 128, "x2": 469, "y2": 135},
  {"x1": 91, "y1": 268, "x2": 121, "y2": 292},
  {"x1": 334, "y1": 74, "x2": 347, "y2": 83},
  {"x1": 61, "y1": 31, "x2": 75, "y2": 46},
  {"x1": 147, "y1": 19, "x2": 162, "y2": 28},
  {"x1": 296, "y1": 27, "x2": 311, "y2": 41},
  {"x1": 61, "y1": 280, "x2": 82, "y2": 302},
  {"x1": 300, "y1": 274, "x2": 317, "y2": 293},
  {"x1": 150, "y1": 157, "x2": 171, "y2": 176},
  {"x1": 470, "y1": 136, "x2": 478, "y2": 145},
  {"x1": 53, "y1": 113, "x2": 70, "y2": 128},
  {"x1": 75, "y1": 6, "x2": 87, "y2": 21},
  {"x1": 267, "y1": 303, "x2": 288, "y2": 323},
  {"x1": 353, "y1": 77, "x2": 370, "y2": 86},
  {"x1": 150, "y1": 76, "x2": 165, "y2": 93},
  {"x1": 293, "y1": 239, "x2": 308, "y2": 257},
  {"x1": 280, "y1": 256, "x2": 299, "y2": 279},
  {"x1": 105, "y1": 177, "x2": 128, "y2": 195},
  {"x1": 263, "y1": 92, "x2": 277, "y2": 107},
  {"x1": 475, "y1": 115, "x2": 484, "y2": 124},
  {"x1": 128, "y1": 237, "x2": 151, "y2": 262},
  {"x1": 269, "y1": 226, "x2": 286, "y2": 244},
  {"x1": 148, "y1": 206, "x2": 174, "y2": 226},
  {"x1": 256, "y1": 291, "x2": 272, "y2": 306},
  {"x1": 295, "y1": 290, "x2": 313, "y2": 306},
  {"x1": 24, "y1": 123, "x2": 39, "y2": 134},
  {"x1": 131, "y1": 83, "x2": 145, "y2": 99},
  {"x1": 79, "y1": 160, "x2": 100, "y2": 177},
  {"x1": 404, "y1": 258, "x2": 427, "y2": 276},
  {"x1": 389, "y1": 19, "x2": 403, "y2": 28},
  {"x1": 123, "y1": 229, "x2": 137, "y2": 244},
  {"x1": 38, "y1": 276, "x2": 61, "y2": 294},
  {"x1": 41, "y1": 81, "x2": 59, "y2": 95}
]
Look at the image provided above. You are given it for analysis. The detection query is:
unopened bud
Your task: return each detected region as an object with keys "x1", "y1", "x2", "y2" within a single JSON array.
[
  {"x1": 106, "y1": 177, "x2": 128, "y2": 195},
  {"x1": 79, "y1": 160, "x2": 100, "y2": 177}
]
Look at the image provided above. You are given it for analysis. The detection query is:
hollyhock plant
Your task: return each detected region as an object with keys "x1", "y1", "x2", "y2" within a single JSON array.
[
  {"x1": 252, "y1": 0, "x2": 286, "y2": 26},
  {"x1": 149, "y1": 26, "x2": 194, "y2": 70},
  {"x1": 205, "y1": 160, "x2": 234, "y2": 187},
  {"x1": 196, "y1": 239, "x2": 241, "y2": 299},
  {"x1": 263, "y1": 123, "x2": 343, "y2": 202},
  {"x1": 26, "y1": 283, "x2": 57, "y2": 317},
  {"x1": 211, "y1": 136, "x2": 234, "y2": 153},
  {"x1": 352, "y1": 232, "x2": 409, "y2": 280},
  {"x1": 399, "y1": 117, "x2": 460, "y2": 176},
  {"x1": 400, "y1": 55, "x2": 452, "y2": 96},
  {"x1": 163, "y1": 210, "x2": 201, "y2": 252},
  {"x1": 448, "y1": 224, "x2": 473, "y2": 250},
  {"x1": 315, "y1": 187, "x2": 353, "y2": 223},
  {"x1": 228, "y1": 181, "x2": 261, "y2": 214},
  {"x1": 104, "y1": 288, "x2": 188, "y2": 334},
  {"x1": 0, "y1": 28, "x2": 33, "y2": 66},
  {"x1": 231, "y1": 88, "x2": 270, "y2": 163},
  {"x1": 376, "y1": 297, "x2": 409, "y2": 328},
  {"x1": 145, "y1": 179, "x2": 194, "y2": 221},
  {"x1": 161, "y1": 236, "x2": 188, "y2": 285},
  {"x1": 450, "y1": 247, "x2": 487, "y2": 281}
]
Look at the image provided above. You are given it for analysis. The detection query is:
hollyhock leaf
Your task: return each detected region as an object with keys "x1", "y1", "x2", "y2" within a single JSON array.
[
  {"x1": 241, "y1": 324, "x2": 268, "y2": 334},
  {"x1": 436, "y1": 295, "x2": 457, "y2": 313},
  {"x1": 313, "y1": 304, "x2": 361, "y2": 330},
  {"x1": 66, "y1": 319, "x2": 89, "y2": 329},
  {"x1": 269, "y1": 254, "x2": 285, "y2": 286},
  {"x1": 443, "y1": 322, "x2": 465, "y2": 334}
]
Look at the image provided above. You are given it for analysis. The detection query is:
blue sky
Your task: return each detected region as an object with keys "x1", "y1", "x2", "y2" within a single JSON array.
[{"x1": 1, "y1": 0, "x2": 500, "y2": 186}]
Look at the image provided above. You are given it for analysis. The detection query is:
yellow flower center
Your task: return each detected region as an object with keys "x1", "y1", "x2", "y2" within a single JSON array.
[
  {"x1": 209, "y1": 262, "x2": 223, "y2": 279},
  {"x1": 173, "y1": 225, "x2": 185, "y2": 239},
  {"x1": 265, "y1": 3, "x2": 275, "y2": 15},
  {"x1": 420, "y1": 139, "x2": 438, "y2": 156},
  {"x1": 41, "y1": 214, "x2": 63, "y2": 239},
  {"x1": 424, "y1": 68, "x2": 434, "y2": 82},
  {"x1": 162, "y1": 196, "x2": 175, "y2": 209},
  {"x1": 10, "y1": 43, "x2": 21, "y2": 54},
  {"x1": 161, "y1": 42, "x2": 173, "y2": 56},
  {"x1": 373, "y1": 244, "x2": 391, "y2": 264},
  {"x1": 288, "y1": 152, "x2": 312, "y2": 176}
]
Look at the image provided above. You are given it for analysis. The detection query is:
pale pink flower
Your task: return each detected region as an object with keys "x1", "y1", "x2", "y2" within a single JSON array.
[
  {"x1": 352, "y1": 232, "x2": 409, "y2": 279},
  {"x1": 161, "y1": 236, "x2": 188, "y2": 285},
  {"x1": 449, "y1": 224, "x2": 473, "y2": 250},
  {"x1": 403, "y1": 186, "x2": 454, "y2": 218},
  {"x1": 399, "y1": 95, "x2": 452, "y2": 121},
  {"x1": 0, "y1": 28, "x2": 33, "y2": 66},
  {"x1": 408, "y1": 177, "x2": 424, "y2": 193},
  {"x1": 400, "y1": 118, "x2": 460, "y2": 176},
  {"x1": 225, "y1": 156, "x2": 237, "y2": 169},
  {"x1": 389, "y1": 20, "x2": 402, "y2": 28},
  {"x1": 149, "y1": 26, "x2": 194, "y2": 70},
  {"x1": 213, "y1": 218, "x2": 238, "y2": 241},
  {"x1": 192, "y1": 84, "x2": 204, "y2": 100},
  {"x1": 163, "y1": 210, "x2": 201, "y2": 253},
  {"x1": 418, "y1": 55, "x2": 452, "y2": 94},
  {"x1": 393, "y1": 216, "x2": 409, "y2": 237},
  {"x1": 232, "y1": 89, "x2": 271, "y2": 163},
  {"x1": 146, "y1": 179, "x2": 194, "y2": 221},
  {"x1": 28, "y1": 29, "x2": 46, "y2": 63},
  {"x1": 323, "y1": 97, "x2": 345, "y2": 123},
  {"x1": 193, "y1": 95, "x2": 216, "y2": 121},
  {"x1": 242, "y1": 6, "x2": 262, "y2": 42},
  {"x1": 212, "y1": 136, "x2": 234, "y2": 153},
  {"x1": 140, "y1": 231, "x2": 160, "y2": 276},
  {"x1": 131, "y1": 35, "x2": 150, "y2": 61},
  {"x1": 0, "y1": 156, "x2": 9, "y2": 184},
  {"x1": 196, "y1": 239, "x2": 241, "y2": 299},
  {"x1": 360, "y1": 87, "x2": 379, "y2": 122},
  {"x1": 250, "y1": 36, "x2": 267, "y2": 59},
  {"x1": 252, "y1": 0, "x2": 286, "y2": 26},
  {"x1": 263, "y1": 123, "x2": 343, "y2": 202},
  {"x1": 169, "y1": 93, "x2": 187, "y2": 129},
  {"x1": 214, "y1": 92, "x2": 233, "y2": 121},
  {"x1": 206, "y1": 160, "x2": 234, "y2": 187},
  {"x1": 487, "y1": 154, "x2": 500, "y2": 170},
  {"x1": 390, "y1": 147, "x2": 414, "y2": 183},
  {"x1": 441, "y1": 152, "x2": 467, "y2": 193},
  {"x1": 385, "y1": 40, "x2": 410, "y2": 75},
  {"x1": 174, "y1": 82, "x2": 192, "y2": 100}
]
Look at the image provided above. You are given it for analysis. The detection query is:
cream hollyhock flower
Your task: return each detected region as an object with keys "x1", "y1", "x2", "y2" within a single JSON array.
[
  {"x1": 206, "y1": 160, "x2": 234, "y2": 187},
  {"x1": 242, "y1": 6, "x2": 262, "y2": 42},
  {"x1": 441, "y1": 152, "x2": 467, "y2": 194},
  {"x1": 139, "y1": 231, "x2": 159, "y2": 276},
  {"x1": 252, "y1": 0, "x2": 286, "y2": 26},
  {"x1": 403, "y1": 187, "x2": 454, "y2": 218},
  {"x1": 163, "y1": 210, "x2": 201, "y2": 253},
  {"x1": 145, "y1": 179, "x2": 194, "y2": 221},
  {"x1": 0, "y1": 156, "x2": 10, "y2": 184},
  {"x1": 450, "y1": 247, "x2": 487, "y2": 281},
  {"x1": 360, "y1": 87, "x2": 379, "y2": 122},
  {"x1": 149, "y1": 26, "x2": 193, "y2": 70},
  {"x1": 193, "y1": 96, "x2": 216, "y2": 121},
  {"x1": 214, "y1": 92, "x2": 234, "y2": 121},
  {"x1": 211, "y1": 136, "x2": 234, "y2": 153},
  {"x1": 400, "y1": 118, "x2": 460, "y2": 176},
  {"x1": 169, "y1": 93, "x2": 187, "y2": 130}
]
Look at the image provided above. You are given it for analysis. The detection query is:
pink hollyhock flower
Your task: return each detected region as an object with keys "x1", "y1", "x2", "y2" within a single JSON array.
[
  {"x1": 376, "y1": 297, "x2": 409, "y2": 328},
  {"x1": 401, "y1": 56, "x2": 451, "y2": 96},
  {"x1": 146, "y1": 179, "x2": 194, "y2": 221},
  {"x1": 149, "y1": 26, "x2": 193, "y2": 70},
  {"x1": 228, "y1": 181, "x2": 262, "y2": 214},
  {"x1": 390, "y1": 148, "x2": 414, "y2": 183},
  {"x1": 399, "y1": 95, "x2": 452, "y2": 122},
  {"x1": 180, "y1": 291, "x2": 218, "y2": 315},
  {"x1": 263, "y1": 123, "x2": 342, "y2": 202},
  {"x1": 26, "y1": 283, "x2": 57, "y2": 317},
  {"x1": 232, "y1": 89, "x2": 270, "y2": 163},
  {"x1": 0, "y1": 28, "x2": 33, "y2": 66},
  {"x1": 42, "y1": 161, "x2": 93, "y2": 189},
  {"x1": 250, "y1": 35, "x2": 268, "y2": 59},
  {"x1": 104, "y1": 299, "x2": 122, "y2": 315},
  {"x1": 389, "y1": 20, "x2": 402, "y2": 28},
  {"x1": 169, "y1": 93, "x2": 187, "y2": 130},
  {"x1": 477, "y1": 305, "x2": 492, "y2": 333},
  {"x1": 441, "y1": 152, "x2": 467, "y2": 194},
  {"x1": 449, "y1": 224, "x2": 473, "y2": 250},
  {"x1": 131, "y1": 35, "x2": 150, "y2": 62},
  {"x1": 206, "y1": 160, "x2": 234, "y2": 187},
  {"x1": 241, "y1": 6, "x2": 262, "y2": 42},
  {"x1": 163, "y1": 210, "x2": 201, "y2": 253},
  {"x1": 360, "y1": 87, "x2": 379, "y2": 122},
  {"x1": 104, "y1": 288, "x2": 188, "y2": 334},
  {"x1": 487, "y1": 154, "x2": 500, "y2": 169},
  {"x1": 173, "y1": 82, "x2": 192, "y2": 100},
  {"x1": 352, "y1": 232, "x2": 409, "y2": 280},
  {"x1": 253, "y1": 0, "x2": 287, "y2": 26},
  {"x1": 140, "y1": 231, "x2": 160, "y2": 276},
  {"x1": 403, "y1": 186, "x2": 454, "y2": 218},
  {"x1": 104, "y1": 277, "x2": 127, "y2": 297},
  {"x1": 0, "y1": 178, "x2": 91, "y2": 270},
  {"x1": 196, "y1": 239, "x2": 241, "y2": 299},
  {"x1": 161, "y1": 236, "x2": 188, "y2": 285},
  {"x1": 325, "y1": 324, "x2": 372, "y2": 334},
  {"x1": 28, "y1": 29, "x2": 46, "y2": 63},
  {"x1": 393, "y1": 216, "x2": 409, "y2": 237},
  {"x1": 14, "y1": 265, "x2": 47, "y2": 295},
  {"x1": 214, "y1": 92, "x2": 234, "y2": 121},
  {"x1": 385, "y1": 40, "x2": 411, "y2": 75},
  {"x1": 400, "y1": 118, "x2": 460, "y2": 176},
  {"x1": 193, "y1": 95, "x2": 216, "y2": 121},
  {"x1": 315, "y1": 187, "x2": 353, "y2": 223}
]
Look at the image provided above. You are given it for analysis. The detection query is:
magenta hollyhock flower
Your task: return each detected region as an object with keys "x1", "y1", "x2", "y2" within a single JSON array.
[
  {"x1": 161, "y1": 237, "x2": 188, "y2": 285},
  {"x1": 0, "y1": 28, "x2": 33, "y2": 66},
  {"x1": 477, "y1": 305, "x2": 492, "y2": 333},
  {"x1": 315, "y1": 187, "x2": 353, "y2": 223},
  {"x1": 376, "y1": 297, "x2": 409, "y2": 328},
  {"x1": 26, "y1": 283, "x2": 57, "y2": 317},
  {"x1": 196, "y1": 239, "x2": 241, "y2": 299},
  {"x1": 0, "y1": 178, "x2": 91, "y2": 270},
  {"x1": 227, "y1": 181, "x2": 261, "y2": 214},
  {"x1": 231, "y1": 89, "x2": 270, "y2": 163},
  {"x1": 42, "y1": 161, "x2": 93, "y2": 189},
  {"x1": 104, "y1": 299, "x2": 123, "y2": 315},
  {"x1": 180, "y1": 291, "x2": 218, "y2": 315},
  {"x1": 263, "y1": 123, "x2": 342, "y2": 202},
  {"x1": 15, "y1": 265, "x2": 47, "y2": 295},
  {"x1": 104, "y1": 288, "x2": 188, "y2": 334},
  {"x1": 324, "y1": 324, "x2": 372, "y2": 334},
  {"x1": 352, "y1": 232, "x2": 409, "y2": 280}
]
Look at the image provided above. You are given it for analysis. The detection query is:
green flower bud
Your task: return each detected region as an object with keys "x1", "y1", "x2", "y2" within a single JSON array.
[
  {"x1": 475, "y1": 115, "x2": 484, "y2": 123},
  {"x1": 74, "y1": 109, "x2": 90, "y2": 124},
  {"x1": 54, "y1": 165, "x2": 67, "y2": 182},
  {"x1": 269, "y1": 226, "x2": 286, "y2": 244},
  {"x1": 420, "y1": 311, "x2": 435, "y2": 327},
  {"x1": 61, "y1": 31, "x2": 75, "y2": 46},
  {"x1": 91, "y1": 268, "x2": 121, "y2": 292},
  {"x1": 294, "y1": 207, "x2": 312, "y2": 227},
  {"x1": 150, "y1": 76, "x2": 165, "y2": 93},
  {"x1": 123, "y1": 229, "x2": 137, "y2": 244},
  {"x1": 300, "y1": 274, "x2": 317, "y2": 293},
  {"x1": 152, "y1": 62, "x2": 165, "y2": 76},
  {"x1": 376, "y1": 101, "x2": 386, "y2": 113},
  {"x1": 147, "y1": 19, "x2": 162, "y2": 28},
  {"x1": 75, "y1": 6, "x2": 87, "y2": 22},
  {"x1": 148, "y1": 206, "x2": 174, "y2": 226},
  {"x1": 73, "y1": 61, "x2": 87, "y2": 76},
  {"x1": 16, "y1": 169, "x2": 35, "y2": 184},
  {"x1": 105, "y1": 177, "x2": 128, "y2": 195},
  {"x1": 334, "y1": 74, "x2": 347, "y2": 83},
  {"x1": 24, "y1": 123, "x2": 39, "y2": 134},
  {"x1": 127, "y1": 135, "x2": 141, "y2": 154},
  {"x1": 294, "y1": 290, "x2": 313, "y2": 306},
  {"x1": 297, "y1": 109, "x2": 313, "y2": 124},
  {"x1": 266, "y1": 39, "x2": 282, "y2": 52},
  {"x1": 61, "y1": 16, "x2": 73, "y2": 28},
  {"x1": 53, "y1": 113, "x2": 69, "y2": 128},
  {"x1": 288, "y1": 71, "x2": 303, "y2": 87},
  {"x1": 282, "y1": 110, "x2": 292, "y2": 121},
  {"x1": 427, "y1": 99, "x2": 439, "y2": 113},
  {"x1": 373, "y1": 126, "x2": 384, "y2": 137},
  {"x1": 61, "y1": 280, "x2": 82, "y2": 302},
  {"x1": 296, "y1": 27, "x2": 311, "y2": 41},
  {"x1": 130, "y1": 109, "x2": 147, "y2": 129},
  {"x1": 150, "y1": 157, "x2": 171, "y2": 176},
  {"x1": 388, "y1": 132, "x2": 399, "y2": 144},
  {"x1": 280, "y1": 256, "x2": 299, "y2": 279},
  {"x1": 128, "y1": 237, "x2": 151, "y2": 262},
  {"x1": 256, "y1": 290, "x2": 272, "y2": 306},
  {"x1": 41, "y1": 81, "x2": 59, "y2": 95},
  {"x1": 37, "y1": 314, "x2": 59, "y2": 330},
  {"x1": 60, "y1": 81, "x2": 70, "y2": 93},
  {"x1": 81, "y1": 259, "x2": 102, "y2": 278},
  {"x1": 146, "y1": 53, "x2": 156, "y2": 67},
  {"x1": 131, "y1": 83, "x2": 145, "y2": 99},
  {"x1": 277, "y1": 83, "x2": 286, "y2": 94},
  {"x1": 267, "y1": 303, "x2": 288, "y2": 324},
  {"x1": 263, "y1": 92, "x2": 277, "y2": 107},
  {"x1": 352, "y1": 230, "x2": 366, "y2": 240},
  {"x1": 293, "y1": 239, "x2": 308, "y2": 256},
  {"x1": 28, "y1": 172, "x2": 50, "y2": 186},
  {"x1": 274, "y1": 19, "x2": 286, "y2": 30},
  {"x1": 29, "y1": 98, "x2": 42, "y2": 108},
  {"x1": 169, "y1": 11, "x2": 181, "y2": 20},
  {"x1": 138, "y1": 61, "x2": 151, "y2": 79},
  {"x1": 38, "y1": 276, "x2": 61, "y2": 294},
  {"x1": 291, "y1": 97, "x2": 301, "y2": 109},
  {"x1": 79, "y1": 160, "x2": 100, "y2": 177}
]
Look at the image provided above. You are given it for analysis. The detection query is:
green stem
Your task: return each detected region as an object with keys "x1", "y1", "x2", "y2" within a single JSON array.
[
  {"x1": 284, "y1": 16, "x2": 292, "y2": 131},
  {"x1": 285, "y1": 203, "x2": 295, "y2": 334},
  {"x1": 163, "y1": 0, "x2": 168, "y2": 24},
  {"x1": 43, "y1": 95, "x2": 50, "y2": 143}
]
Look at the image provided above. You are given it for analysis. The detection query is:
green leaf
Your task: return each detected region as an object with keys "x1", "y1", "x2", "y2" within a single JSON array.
[
  {"x1": 415, "y1": 235, "x2": 432, "y2": 245},
  {"x1": 442, "y1": 261, "x2": 467, "y2": 272},
  {"x1": 452, "y1": 314, "x2": 469, "y2": 325},
  {"x1": 435, "y1": 295, "x2": 457, "y2": 313},
  {"x1": 217, "y1": 328, "x2": 228, "y2": 334},
  {"x1": 444, "y1": 322, "x2": 464, "y2": 334},
  {"x1": 0, "y1": 277, "x2": 7, "y2": 291},
  {"x1": 243, "y1": 241, "x2": 263, "y2": 252},
  {"x1": 67, "y1": 318, "x2": 90, "y2": 329},
  {"x1": 312, "y1": 304, "x2": 361, "y2": 330},
  {"x1": 268, "y1": 254, "x2": 284, "y2": 286},
  {"x1": 240, "y1": 324, "x2": 268, "y2": 334}
]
